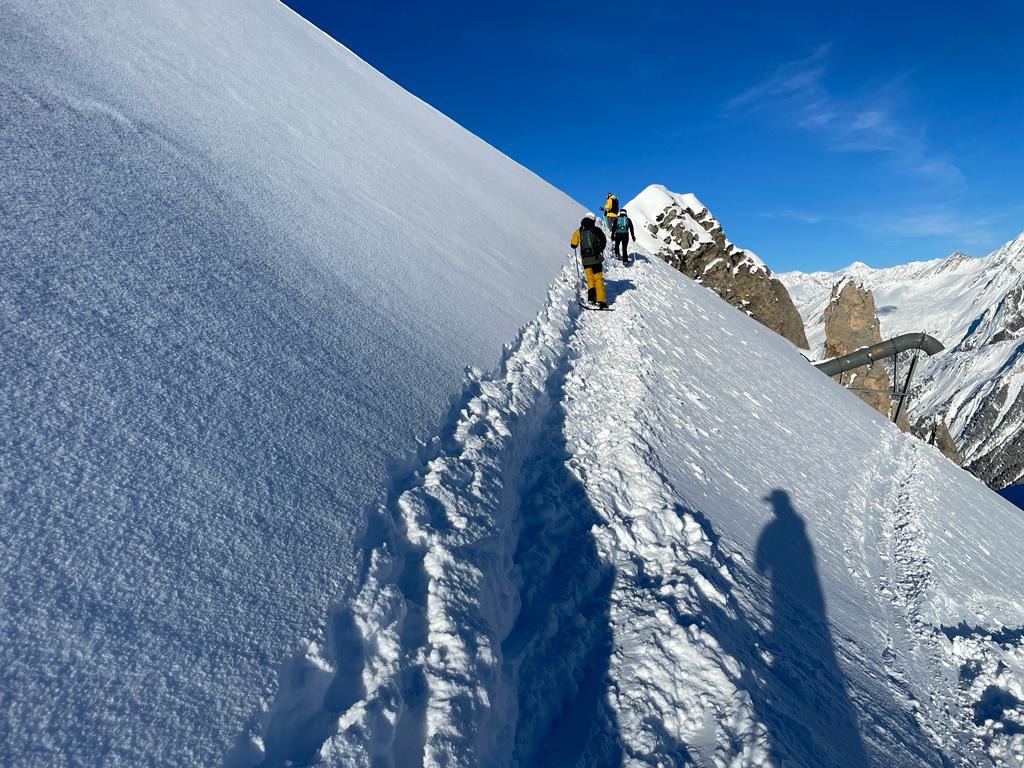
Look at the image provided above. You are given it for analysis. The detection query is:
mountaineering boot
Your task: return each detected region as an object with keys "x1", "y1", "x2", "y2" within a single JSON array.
[{"x1": 598, "y1": 301, "x2": 609, "y2": 310}]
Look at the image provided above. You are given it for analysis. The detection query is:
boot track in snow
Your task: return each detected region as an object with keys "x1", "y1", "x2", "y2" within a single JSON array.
[{"x1": 229, "y1": 250, "x2": 1024, "y2": 767}]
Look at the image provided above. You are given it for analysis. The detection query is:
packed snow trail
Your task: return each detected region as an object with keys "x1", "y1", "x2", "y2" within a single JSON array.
[{"x1": 236, "y1": 249, "x2": 1024, "y2": 766}]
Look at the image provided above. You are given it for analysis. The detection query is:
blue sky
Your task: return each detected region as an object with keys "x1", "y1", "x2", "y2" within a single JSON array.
[{"x1": 283, "y1": 0, "x2": 1024, "y2": 271}]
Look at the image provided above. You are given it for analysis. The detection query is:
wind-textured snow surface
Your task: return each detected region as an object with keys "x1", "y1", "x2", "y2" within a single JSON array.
[
  {"x1": 238, "y1": 248, "x2": 1024, "y2": 766},
  {"x1": 780, "y1": 234, "x2": 1024, "y2": 488},
  {"x1": 0, "y1": 1, "x2": 582, "y2": 764}
]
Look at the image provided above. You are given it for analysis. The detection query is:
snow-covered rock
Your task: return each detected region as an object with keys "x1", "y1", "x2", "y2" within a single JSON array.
[
  {"x1": 1, "y1": 2, "x2": 581, "y2": 764},
  {"x1": 626, "y1": 184, "x2": 809, "y2": 348},
  {"x1": 781, "y1": 231, "x2": 1024, "y2": 488}
]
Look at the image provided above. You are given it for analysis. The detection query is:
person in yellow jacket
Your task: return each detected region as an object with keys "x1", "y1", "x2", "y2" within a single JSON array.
[
  {"x1": 603, "y1": 192, "x2": 619, "y2": 231},
  {"x1": 570, "y1": 213, "x2": 609, "y2": 308}
]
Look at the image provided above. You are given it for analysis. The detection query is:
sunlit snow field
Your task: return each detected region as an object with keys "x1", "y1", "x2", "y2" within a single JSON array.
[{"x1": 4, "y1": 1, "x2": 1024, "y2": 766}]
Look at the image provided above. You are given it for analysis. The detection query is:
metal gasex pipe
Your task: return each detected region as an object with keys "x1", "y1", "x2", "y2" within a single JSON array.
[
  {"x1": 813, "y1": 333, "x2": 945, "y2": 378},
  {"x1": 812, "y1": 332, "x2": 945, "y2": 424}
]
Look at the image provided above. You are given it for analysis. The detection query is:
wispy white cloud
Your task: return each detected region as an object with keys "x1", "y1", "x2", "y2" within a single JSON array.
[
  {"x1": 873, "y1": 212, "x2": 986, "y2": 247},
  {"x1": 725, "y1": 46, "x2": 964, "y2": 189},
  {"x1": 759, "y1": 209, "x2": 827, "y2": 225},
  {"x1": 867, "y1": 207, "x2": 1020, "y2": 249},
  {"x1": 760, "y1": 204, "x2": 1024, "y2": 252},
  {"x1": 726, "y1": 45, "x2": 832, "y2": 112}
]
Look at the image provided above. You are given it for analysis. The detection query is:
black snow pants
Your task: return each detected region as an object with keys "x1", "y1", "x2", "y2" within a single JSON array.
[{"x1": 614, "y1": 234, "x2": 629, "y2": 261}]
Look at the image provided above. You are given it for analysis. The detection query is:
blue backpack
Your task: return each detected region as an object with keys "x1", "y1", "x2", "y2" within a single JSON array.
[{"x1": 614, "y1": 216, "x2": 630, "y2": 234}]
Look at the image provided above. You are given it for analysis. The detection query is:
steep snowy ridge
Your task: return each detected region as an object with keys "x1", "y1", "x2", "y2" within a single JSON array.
[
  {"x1": 780, "y1": 231, "x2": 1024, "y2": 488},
  {"x1": 1, "y1": 2, "x2": 581, "y2": 764},
  {"x1": 236, "y1": 249, "x2": 1024, "y2": 766},
  {"x1": 6, "y1": 1, "x2": 1024, "y2": 764}
]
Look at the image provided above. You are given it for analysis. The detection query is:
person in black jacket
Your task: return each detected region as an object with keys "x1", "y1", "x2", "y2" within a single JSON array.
[
  {"x1": 570, "y1": 213, "x2": 608, "y2": 307},
  {"x1": 612, "y1": 209, "x2": 636, "y2": 265}
]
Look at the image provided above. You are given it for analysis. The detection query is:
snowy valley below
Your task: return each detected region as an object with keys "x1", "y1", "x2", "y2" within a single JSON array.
[
  {"x1": 781, "y1": 233, "x2": 1024, "y2": 492},
  {"x1": 4, "y1": 2, "x2": 1024, "y2": 767}
]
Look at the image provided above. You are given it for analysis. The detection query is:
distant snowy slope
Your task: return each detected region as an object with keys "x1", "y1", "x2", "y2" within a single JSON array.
[
  {"x1": 250, "y1": 250, "x2": 1024, "y2": 766},
  {"x1": 780, "y1": 233, "x2": 1024, "y2": 488},
  {"x1": 0, "y1": 1, "x2": 581, "y2": 765}
]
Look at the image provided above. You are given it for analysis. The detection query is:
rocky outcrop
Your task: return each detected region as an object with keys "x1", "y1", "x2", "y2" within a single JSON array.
[
  {"x1": 822, "y1": 280, "x2": 893, "y2": 418},
  {"x1": 633, "y1": 190, "x2": 808, "y2": 348},
  {"x1": 930, "y1": 421, "x2": 963, "y2": 465}
]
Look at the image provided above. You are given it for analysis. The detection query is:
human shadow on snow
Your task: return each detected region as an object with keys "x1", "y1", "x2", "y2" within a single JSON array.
[
  {"x1": 664, "y1": 491, "x2": 871, "y2": 766},
  {"x1": 751, "y1": 490, "x2": 869, "y2": 767},
  {"x1": 677, "y1": 489, "x2": 945, "y2": 767},
  {"x1": 600, "y1": 277, "x2": 636, "y2": 305},
  {"x1": 654, "y1": 490, "x2": 935, "y2": 768}
]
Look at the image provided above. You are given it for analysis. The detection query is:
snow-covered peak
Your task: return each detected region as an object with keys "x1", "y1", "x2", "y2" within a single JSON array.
[
  {"x1": 935, "y1": 250, "x2": 971, "y2": 273},
  {"x1": 985, "y1": 229, "x2": 1024, "y2": 272},
  {"x1": 623, "y1": 184, "x2": 810, "y2": 346},
  {"x1": 627, "y1": 183, "x2": 708, "y2": 221},
  {"x1": 626, "y1": 184, "x2": 768, "y2": 275}
]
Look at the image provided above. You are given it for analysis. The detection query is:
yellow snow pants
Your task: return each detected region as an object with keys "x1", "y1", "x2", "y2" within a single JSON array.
[{"x1": 585, "y1": 265, "x2": 606, "y2": 304}]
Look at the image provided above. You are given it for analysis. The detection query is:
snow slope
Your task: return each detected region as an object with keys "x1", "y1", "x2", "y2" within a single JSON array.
[
  {"x1": 780, "y1": 233, "x2": 1024, "y2": 488},
  {"x1": 236, "y1": 250, "x2": 1024, "y2": 766},
  {"x1": 0, "y1": 2, "x2": 582, "y2": 764}
]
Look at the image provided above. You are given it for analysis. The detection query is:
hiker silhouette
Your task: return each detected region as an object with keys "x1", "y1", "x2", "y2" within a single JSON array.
[{"x1": 755, "y1": 490, "x2": 869, "y2": 767}]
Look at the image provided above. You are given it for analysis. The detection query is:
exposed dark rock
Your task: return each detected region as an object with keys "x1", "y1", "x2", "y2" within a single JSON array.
[
  {"x1": 930, "y1": 421, "x2": 963, "y2": 465},
  {"x1": 644, "y1": 202, "x2": 809, "y2": 348},
  {"x1": 913, "y1": 419, "x2": 963, "y2": 466},
  {"x1": 822, "y1": 281, "x2": 892, "y2": 418},
  {"x1": 965, "y1": 377, "x2": 1024, "y2": 488}
]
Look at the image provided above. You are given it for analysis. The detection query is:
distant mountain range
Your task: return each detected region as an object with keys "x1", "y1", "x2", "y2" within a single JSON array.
[{"x1": 780, "y1": 232, "x2": 1024, "y2": 489}]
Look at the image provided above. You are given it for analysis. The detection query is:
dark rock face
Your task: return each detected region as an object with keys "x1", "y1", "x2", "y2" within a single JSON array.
[
  {"x1": 962, "y1": 377, "x2": 1024, "y2": 487},
  {"x1": 931, "y1": 421, "x2": 964, "y2": 466},
  {"x1": 822, "y1": 281, "x2": 964, "y2": 465},
  {"x1": 645, "y1": 204, "x2": 809, "y2": 349},
  {"x1": 822, "y1": 281, "x2": 893, "y2": 418},
  {"x1": 910, "y1": 417, "x2": 963, "y2": 466}
]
